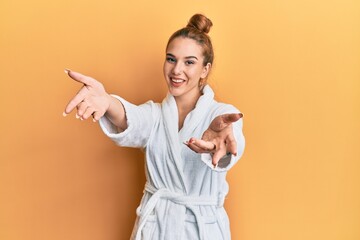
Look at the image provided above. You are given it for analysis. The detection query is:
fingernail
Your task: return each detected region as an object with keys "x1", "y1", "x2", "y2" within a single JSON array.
[
  {"x1": 80, "y1": 117, "x2": 84, "y2": 121},
  {"x1": 62, "y1": 112, "x2": 67, "y2": 117},
  {"x1": 190, "y1": 139, "x2": 195, "y2": 144},
  {"x1": 92, "y1": 118, "x2": 96, "y2": 123},
  {"x1": 75, "y1": 113, "x2": 80, "y2": 119},
  {"x1": 183, "y1": 141, "x2": 189, "y2": 145},
  {"x1": 64, "y1": 69, "x2": 70, "y2": 74}
]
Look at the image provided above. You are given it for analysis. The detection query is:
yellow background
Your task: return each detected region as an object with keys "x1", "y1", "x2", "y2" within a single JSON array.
[{"x1": 1, "y1": 0, "x2": 359, "y2": 239}]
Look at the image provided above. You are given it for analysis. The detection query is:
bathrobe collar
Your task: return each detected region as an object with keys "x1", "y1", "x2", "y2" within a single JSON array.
[{"x1": 161, "y1": 85, "x2": 215, "y2": 194}]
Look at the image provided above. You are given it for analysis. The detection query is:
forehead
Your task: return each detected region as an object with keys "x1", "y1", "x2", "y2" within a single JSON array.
[{"x1": 166, "y1": 37, "x2": 203, "y2": 58}]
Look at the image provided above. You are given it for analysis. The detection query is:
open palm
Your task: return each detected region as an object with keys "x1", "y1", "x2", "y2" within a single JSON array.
[{"x1": 185, "y1": 113, "x2": 243, "y2": 166}]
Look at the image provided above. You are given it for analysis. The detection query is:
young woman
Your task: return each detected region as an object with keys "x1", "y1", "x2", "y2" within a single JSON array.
[{"x1": 64, "y1": 14, "x2": 245, "y2": 240}]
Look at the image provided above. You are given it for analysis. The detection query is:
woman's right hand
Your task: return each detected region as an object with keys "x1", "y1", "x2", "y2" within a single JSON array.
[{"x1": 63, "y1": 69, "x2": 112, "y2": 122}]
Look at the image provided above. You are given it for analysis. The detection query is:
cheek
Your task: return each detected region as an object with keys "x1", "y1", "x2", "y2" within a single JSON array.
[
  {"x1": 163, "y1": 63, "x2": 170, "y2": 76},
  {"x1": 164, "y1": 61, "x2": 174, "y2": 71},
  {"x1": 189, "y1": 67, "x2": 204, "y2": 79}
]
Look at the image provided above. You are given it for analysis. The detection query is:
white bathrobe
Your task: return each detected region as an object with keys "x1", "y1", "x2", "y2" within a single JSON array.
[{"x1": 99, "y1": 85, "x2": 245, "y2": 240}]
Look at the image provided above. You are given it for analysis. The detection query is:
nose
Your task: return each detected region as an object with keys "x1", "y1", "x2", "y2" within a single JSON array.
[{"x1": 172, "y1": 62, "x2": 183, "y2": 75}]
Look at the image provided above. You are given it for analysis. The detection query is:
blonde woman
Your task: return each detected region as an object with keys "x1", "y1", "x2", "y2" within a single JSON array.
[{"x1": 64, "y1": 13, "x2": 245, "y2": 240}]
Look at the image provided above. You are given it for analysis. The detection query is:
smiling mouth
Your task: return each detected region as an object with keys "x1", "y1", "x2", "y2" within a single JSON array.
[{"x1": 171, "y1": 78, "x2": 186, "y2": 83}]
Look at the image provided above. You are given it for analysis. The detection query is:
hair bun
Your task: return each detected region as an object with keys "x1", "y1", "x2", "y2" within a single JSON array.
[{"x1": 186, "y1": 14, "x2": 213, "y2": 34}]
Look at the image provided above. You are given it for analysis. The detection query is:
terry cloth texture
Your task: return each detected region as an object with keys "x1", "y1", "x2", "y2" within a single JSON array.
[{"x1": 99, "y1": 85, "x2": 245, "y2": 240}]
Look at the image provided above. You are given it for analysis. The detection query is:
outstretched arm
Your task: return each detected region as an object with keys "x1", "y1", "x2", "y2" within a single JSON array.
[
  {"x1": 185, "y1": 113, "x2": 243, "y2": 167},
  {"x1": 63, "y1": 69, "x2": 127, "y2": 131}
]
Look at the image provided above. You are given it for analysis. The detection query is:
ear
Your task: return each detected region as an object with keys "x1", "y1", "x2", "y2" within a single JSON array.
[{"x1": 200, "y1": 63, "x2": 211, "y2": 79}]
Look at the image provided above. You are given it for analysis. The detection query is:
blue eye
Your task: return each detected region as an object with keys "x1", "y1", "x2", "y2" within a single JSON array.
[{"x1": 166, "y1": 57, "x2": 176, "y2": 63}]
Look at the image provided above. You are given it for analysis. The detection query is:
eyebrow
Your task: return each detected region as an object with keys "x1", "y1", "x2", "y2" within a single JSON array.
[{"x1": 166, "y1": 53, "x2": 198, "y2": 60}]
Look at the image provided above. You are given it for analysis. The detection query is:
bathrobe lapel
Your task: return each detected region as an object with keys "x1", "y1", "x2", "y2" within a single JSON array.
[
  {"x1": 159, "y1": 85, "x2": 215, "y2": 239},
  {"x1": 161, "y1": 85, "x2": 215, "y2": 192},
  {"x1": 179, "y1": 85, "x2": 215, "y2": 141},
  {"x1": 161, "y1": 93, "x2": 188, "y2": 194}
]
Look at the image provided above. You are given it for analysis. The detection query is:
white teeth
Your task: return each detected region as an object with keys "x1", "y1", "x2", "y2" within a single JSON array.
[{"x1": 171, "y1": 78, "x2": 184, "y2": 83}]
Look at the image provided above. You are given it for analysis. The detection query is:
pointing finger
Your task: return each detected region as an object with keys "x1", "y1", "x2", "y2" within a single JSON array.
[
  {"x1": 64, "y1": 69, "x2": 96, "y2": 86},
  {"x1": 64, "y1": 86, "x2": 89, "y2": 114}
]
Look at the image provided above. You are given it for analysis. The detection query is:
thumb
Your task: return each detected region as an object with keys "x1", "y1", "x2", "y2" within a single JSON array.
[
  {"x1": 64, "y1": 69, "x2": 95, "y2": 86},
  {"x1": 210, "y1": 113, "x2": 243, "y2": 131},
  {"x1": 222, "y1": 113, "x2": 243, "y2": 124}
]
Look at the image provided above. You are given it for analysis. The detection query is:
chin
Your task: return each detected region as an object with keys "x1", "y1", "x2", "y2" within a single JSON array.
[{"x1": 169, "y1": 88, "x2": 182, "y2": 97}]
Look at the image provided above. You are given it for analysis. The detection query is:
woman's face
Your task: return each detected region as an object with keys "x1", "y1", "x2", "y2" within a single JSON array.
[{"x1": 163, "y1": 37, "x2": 210, "y2": 101}]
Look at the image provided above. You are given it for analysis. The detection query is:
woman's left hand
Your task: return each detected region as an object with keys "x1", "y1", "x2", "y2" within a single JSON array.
[{"x1": 185, "y1": 113, "x2": 243, "y2": 167}]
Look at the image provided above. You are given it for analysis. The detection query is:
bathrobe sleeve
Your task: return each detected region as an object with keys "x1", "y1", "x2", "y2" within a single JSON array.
[
  {"x1": 200, "y1": 104, "x2": 245, "y2": 172},
  {"x1": 98, "y1": 94, "x2": 158, "y2": 148}
]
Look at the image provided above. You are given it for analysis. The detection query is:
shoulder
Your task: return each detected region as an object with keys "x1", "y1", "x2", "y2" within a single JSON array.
[
  {"x1": 142, "y1": 100, "x2": 161, "y2": 109},
  {"x1": 141, "y1": 100, "x2": 162, "y2": 117}
]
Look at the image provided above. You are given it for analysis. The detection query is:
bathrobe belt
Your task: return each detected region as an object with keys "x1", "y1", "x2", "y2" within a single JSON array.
[{"x1": 134, "y1": 182, "x2": 226, "y2": 240}]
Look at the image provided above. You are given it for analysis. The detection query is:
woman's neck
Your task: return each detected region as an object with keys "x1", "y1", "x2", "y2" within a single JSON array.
[{"x1": 175, "y1": 90, "x2": 202, "y2": 130}]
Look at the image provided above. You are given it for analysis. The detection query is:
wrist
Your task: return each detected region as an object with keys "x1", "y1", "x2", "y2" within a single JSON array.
[{"x1": 106, "y1": 93, "x2": 114, "y2": 112}]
